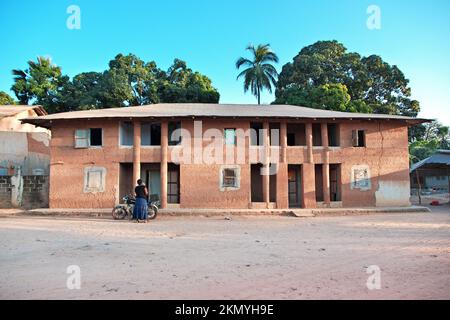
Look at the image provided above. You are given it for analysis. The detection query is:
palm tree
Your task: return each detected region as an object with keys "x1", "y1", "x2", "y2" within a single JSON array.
[{"x1": 236, "y1": 44, "x2": 279, "y2": 105}]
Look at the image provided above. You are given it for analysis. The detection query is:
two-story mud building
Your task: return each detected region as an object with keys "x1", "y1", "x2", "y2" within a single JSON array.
[{"x1": 23, "y1": 103, "x2": 426, "y2": 210}]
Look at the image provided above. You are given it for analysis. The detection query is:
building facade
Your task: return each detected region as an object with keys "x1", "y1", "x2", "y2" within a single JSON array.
[
  {"x1": 22, "y1": 104, "x2": 426, "y2": 209},
  {"x1": 0, "y1": 105, "x2": 50, "y2": 208}
]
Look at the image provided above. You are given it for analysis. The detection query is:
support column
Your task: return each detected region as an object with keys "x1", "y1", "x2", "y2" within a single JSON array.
[
  {"x1": 302, "y1": 123, "x2": 316, "y2": 208},
  {"x1": 132, "y1": 121, "x2": 141, "y2": 188},
  {"x1": 160, "y1": 121, "x2": 168, "y2": 209},
  {"x1": 262, "y1": 121, "x2": 270, "y2": 208},
  {"x1": 321, "y1": 123, "x2": 330, "y2": 206},
  {"x1": 276, "y1": 121, "x2": 288, "y2": 209},
  {"x1": 306, "y1": 123, "x2": 313, "y2": 163}
]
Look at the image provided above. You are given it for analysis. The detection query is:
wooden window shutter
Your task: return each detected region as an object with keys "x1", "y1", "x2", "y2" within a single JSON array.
[{"x1": 351, "y1": 130, "x2": 358, "y2": 147}]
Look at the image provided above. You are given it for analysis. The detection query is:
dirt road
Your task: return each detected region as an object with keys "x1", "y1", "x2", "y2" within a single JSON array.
[{"x1": 1, "y1": 206, "x2": 449, "y2": 299}]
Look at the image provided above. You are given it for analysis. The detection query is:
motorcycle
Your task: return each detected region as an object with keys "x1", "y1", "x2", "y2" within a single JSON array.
[{"x1": 112, "y1": 194, "x2": 159, "y2": 220}]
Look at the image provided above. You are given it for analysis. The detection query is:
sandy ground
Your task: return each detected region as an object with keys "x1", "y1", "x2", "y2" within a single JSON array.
[{"x1": 0, "y1": 206, "x2": 449, "y2": 300}]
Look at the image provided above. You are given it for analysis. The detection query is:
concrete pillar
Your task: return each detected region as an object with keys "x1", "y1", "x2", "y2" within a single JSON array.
[
  {"x1": 262, "y1": 121, "x2": 270, "y2": 207},
  {"x1": 306, "y1": 123, "x2": 313, "y2": 163},
  {"x1": 276, "y1": 121, "x2": 288, "y2": 209},
  {"x1": 132, "y1": 121, "x2": 141, "y2": 188},
  {"x1": 160, "y1": 121, "x2": 168, "y2": 209},
  {"x1": 321, "y1": 123, "x2": 330, "y2": 206}
]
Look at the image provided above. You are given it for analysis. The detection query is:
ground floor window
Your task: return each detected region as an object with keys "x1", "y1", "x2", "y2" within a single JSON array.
[
  {"x1": 220, "y1": 166, "x2": 240, "y2": 190},
  {"x1": 84, "y1": 166, "x2": 106, "y2": 193}
]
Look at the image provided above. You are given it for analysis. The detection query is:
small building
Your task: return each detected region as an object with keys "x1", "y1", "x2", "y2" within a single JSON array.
[
  {"x1": 0, "y1": 105, "x2": 50, "y2": 208},
  {"x1": 22, "y1": 103, "x2": 427, "y2": 210},
  {"x1": 410, "y1": 149, "x2": 450, "y2": 196}
]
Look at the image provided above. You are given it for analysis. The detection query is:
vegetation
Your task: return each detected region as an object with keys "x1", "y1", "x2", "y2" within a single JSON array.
[
  {"x1": 236, "y1": 44, "x2": 279, "y2": 105},
  {"x1": 409, "y1": 121, "x2": 449, "y2": 163},
  {"x1": 0, "y1": 91, "x2": 15, "y2": 105},
  {"x1": 273, "y1": 40, "x2": 448, "y2": 160},
  {"x1": 274, "y1": 40, "x2": 420, "y2": 117},
  {"x1": 10, "y1": 54, "x2": 220, "y2": 113}
]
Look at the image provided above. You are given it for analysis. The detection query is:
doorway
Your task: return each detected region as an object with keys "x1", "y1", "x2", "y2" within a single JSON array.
[
  {"x1": 329, "y1": 164, "x2": 341, "y2": 201},
  {"x1": 251, "y1": 164, "x2": 263, "y2": 202},
  {"x1": 146, "y1": 169, "x2": 161, "y2": 200},
  {"x1": 288, "y1": 165, "x2": 302, "y2": 208},
  {"x1": 168, "y1": 163, "x2": 180, "y2": 204}
]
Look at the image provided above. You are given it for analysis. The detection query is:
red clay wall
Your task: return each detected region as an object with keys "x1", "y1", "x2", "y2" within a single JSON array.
[{"x1": 48, "y1": 118, "x2": 411, "y2": 209}]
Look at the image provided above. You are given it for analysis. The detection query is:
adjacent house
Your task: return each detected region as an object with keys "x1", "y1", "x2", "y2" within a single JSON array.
[
  {"x1": 0, "y1": 105, "x2": 50, "y2": 208},
  {"x1": 22, "y1": 103, "x2": 427, "y2": 210},
  {"x1": 410, "y1": 149, "x2": 450, "y2": 195}
]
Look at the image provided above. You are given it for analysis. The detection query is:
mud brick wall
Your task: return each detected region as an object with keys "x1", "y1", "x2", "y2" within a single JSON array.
[
  {"x1": 22, "y1": 175, "x2": 49, "y2": 209},
  {"x1": 0, "y1": 176, "x2": 12, "y2": 208}
]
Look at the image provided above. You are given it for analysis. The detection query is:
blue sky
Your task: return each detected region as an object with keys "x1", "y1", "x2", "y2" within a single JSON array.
[{"x1": 0, "y1": 0, "x2": 449, "y2": 125}]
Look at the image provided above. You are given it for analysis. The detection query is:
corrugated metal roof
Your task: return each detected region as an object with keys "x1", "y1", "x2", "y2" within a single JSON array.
[
  {"x1": 410, "y1": 150, "x2": 450, "y2": 172},
  {"x1": 20, "y1": 103, "x2": 429, "y2": 128},
  {"x1": 0, "y1": 105, "x2": 47, "y2": 118}
]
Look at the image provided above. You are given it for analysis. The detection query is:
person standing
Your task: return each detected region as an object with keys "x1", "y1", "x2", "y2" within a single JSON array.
[{"x1": 133, "y1": 179, "x2": 148, "y2": 223}]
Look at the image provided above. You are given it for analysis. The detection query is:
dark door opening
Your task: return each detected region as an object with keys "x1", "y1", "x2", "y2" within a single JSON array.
[
  {"x1": 119, "y1": 163, "x2": 133, "y2": 202},
  {"x1": 329, "y1": 164, "x2": 341, "y2": 201},
  {"x1": 167, "y1": 163, "x2": 180, "y2": 204},
  {"x1": 288, "y1": 165, "x2": 302, "y2": 208},
  {"x1": 251, "y1": 164, "x2": 263, "y2": 202},
  {"x1": 315, "y1": 164, "x2": 324, "y2": 202}
]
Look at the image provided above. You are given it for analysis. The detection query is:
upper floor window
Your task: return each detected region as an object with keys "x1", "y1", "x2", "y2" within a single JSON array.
[
  {"x1": 168, "y1": 121, "x2": 182, "y2": 146},
  {"x1": 352, "y1": 129, "x2": 366, "y2": 147},
  {"x1": 119, "y1": 121, "x2": 134, "y2": 146},
  {"x1": 224, "y1": 128, "x2": 236, "y2": 145},
  {"x1": 327, "y1": 124, "x2": 340, "y2": 147},
  {"x1": 287, "y1": 123, "x2": 306, "y2": 146},
  {"x1": 141, "y1": 122, "x2": 161, "y2": 146},
  {"x1": 250, "y1": 122, "x2": 263, "y2": 146},
  {"x1": 312, "y1": 123, "x2": 322, "y2": 146},
  {"x1": 75, "y1": 128, "x2": 102, "y2": 148},
  {"x1": 120, "y1": 121, "x2": 162, "y2": 146}
]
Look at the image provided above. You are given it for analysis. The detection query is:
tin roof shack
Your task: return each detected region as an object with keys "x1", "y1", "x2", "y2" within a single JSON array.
[
  {"x1": 22, "y1": 103, "x2": 428, "y2": 210},
  {"x1": 410, "y1": 150, "x2": 450, "y2": 204}
]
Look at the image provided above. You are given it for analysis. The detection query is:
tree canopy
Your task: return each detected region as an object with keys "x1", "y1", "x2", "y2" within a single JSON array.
[
  {"x1": 0, "y1": 91, "x2": 15, "y2": 105},
  {"x1": 409, "y1": 120, "x2": 449, "y2": 163},
  {"x1": 11, "y1": 54, "x2": 220, "y2": 113},
  {"x1": 274, "y1": 40, "x2": 420, "y2": 117}
]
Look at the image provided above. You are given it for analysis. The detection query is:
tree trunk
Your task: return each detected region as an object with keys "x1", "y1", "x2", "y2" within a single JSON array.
[{"x1": 257, "y1": 86, "x2": 261, "y2": 105}]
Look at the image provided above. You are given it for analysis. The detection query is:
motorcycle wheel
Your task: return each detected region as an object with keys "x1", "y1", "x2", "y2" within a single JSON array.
[
  {"x1": 147, "y1": 205, "x2": 158, "y2": 220},
  {"x1": 112, "y1": 205, "x2": 127, "y2": 220}
]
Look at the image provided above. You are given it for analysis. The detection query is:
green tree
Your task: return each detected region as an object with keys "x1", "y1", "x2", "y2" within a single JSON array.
[
  {"x1": 11, "y1": 56, "x2": 68, "y2": 113},
  {"x1": 157, "y1": 59, "x2": 220, "y2": 103},
  {"x1": 236, "y1": 44, "x2": 279, "y2": 105},
  {"x1": 409, "y1": 120, "x2": 450, "y2": 163},
  {"x1": 275, "y1": 40, "x2": 420, "y2": 117},
  {"x1": 10, "y1": 54, "x2": 220, "y2": 113},
  {"x1": 0, "y1": 91, "x2": 15, "y2": 105},
  {"x1": 59, "y1": 72, "x2": 104, "y2": 111}
]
